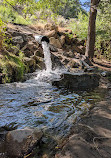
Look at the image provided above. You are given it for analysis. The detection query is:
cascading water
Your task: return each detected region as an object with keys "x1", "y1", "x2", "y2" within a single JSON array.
[
  {"x1": 35, "y1": 35, "x2": 65, "y2": 81},
  {"x1": 41, "y1": 41, "x2": 52, "y2": 73}
]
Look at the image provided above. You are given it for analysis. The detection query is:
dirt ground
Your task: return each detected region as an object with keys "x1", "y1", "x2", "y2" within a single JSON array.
[{"x1": 54, "y1": 63, "x2": 111, "y2": 158}]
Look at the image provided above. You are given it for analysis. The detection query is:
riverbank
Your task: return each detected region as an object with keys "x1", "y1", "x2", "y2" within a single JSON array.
[{"x1": 55, "y1": 77, "x2": 111, "y2": 158}]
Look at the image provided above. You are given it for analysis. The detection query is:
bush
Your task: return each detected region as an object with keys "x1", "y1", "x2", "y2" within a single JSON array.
[
  {"x1": 0, "y1": 51, "x2": 27, "y2": 82},
  {"x1": 68, "y1": 11, "x2": 89, "y2": 40}
]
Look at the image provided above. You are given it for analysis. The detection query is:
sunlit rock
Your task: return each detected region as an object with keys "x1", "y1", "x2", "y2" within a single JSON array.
[{"x1": 6, "y1": 127, "x2": 43, "y2": 158}]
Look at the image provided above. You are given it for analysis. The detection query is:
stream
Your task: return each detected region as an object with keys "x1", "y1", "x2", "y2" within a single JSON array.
[
  {"x1": 0, "y1": 70, "x2": 106, "y2": 139},
  {"x1": 0, "y1": 39, "x2": 107, "y2": 154}
]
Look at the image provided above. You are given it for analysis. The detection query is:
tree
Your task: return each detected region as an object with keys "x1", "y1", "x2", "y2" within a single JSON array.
[
  {"x1": 85, "y1": 0, "x2": 100, "y2": 59},
  {"x1": 56, "y1": 0, "x2": 86, "y2": 19}
]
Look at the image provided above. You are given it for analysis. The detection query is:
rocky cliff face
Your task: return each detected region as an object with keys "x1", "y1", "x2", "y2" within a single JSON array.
[{"x1": 0, "y1": 23, "x2": 86, "y2": 83}]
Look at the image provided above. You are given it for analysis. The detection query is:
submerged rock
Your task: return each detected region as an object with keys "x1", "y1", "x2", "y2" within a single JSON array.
[
  {"x1": 52, "y1": 72, "x2": 100, "y2": 90},
  {"x1": 6, "y1": 127, "x2": 43, "y2": 158}
]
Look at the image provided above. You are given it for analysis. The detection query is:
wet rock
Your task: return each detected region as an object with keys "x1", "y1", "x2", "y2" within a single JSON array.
[
  {"x1": 49, "y1": 37, "x2": 62, "y2": 49},
  {"x1": 49, "y1": 44, "x2": 58, "y2": 52},
  {"x1": 34, "y1": 49, "x2": 44, "y2": 58},
  {"x1": 0, "y1": 74, "x2": 5, "y2": 84},
  {"x1": 32, "y1": 56, "x2": 45, "y2": 69},
  {"x1": 23, "y1": 57, "x2": 36, "y2": 72},
  {"x1": 52, "y1": 72, "x2": 100, "y2": 90},
  {"x1": 6, "y1": 127, "x2": 43, "y2": 158},
  {"x1": 0, "y1": 131, "x2": 7, "y2": 154},
  {"x1": 51, "y1": 54, "x2": 63, "y2": 68}
]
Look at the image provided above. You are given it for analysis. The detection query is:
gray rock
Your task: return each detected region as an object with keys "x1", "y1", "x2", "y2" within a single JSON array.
[
  {"x1": 6, "y1": 127, "x2": 43, "y2": 158},
  {"x1": 49, "y1": 44, "x2": 58, "y2": 52},
  {"x1": 12, "y1": 36, "x2": 24, "y2": 44},
  {"x1": 52, "y1": 72, "x2": 100, "y2": 90}
]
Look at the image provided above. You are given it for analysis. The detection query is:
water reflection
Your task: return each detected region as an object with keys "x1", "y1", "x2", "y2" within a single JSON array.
[{"x1": 0, "y1": 71, "x2": 106, "y2": 137}]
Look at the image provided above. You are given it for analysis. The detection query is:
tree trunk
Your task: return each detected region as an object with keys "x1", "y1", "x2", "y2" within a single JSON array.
[{"x1": 85, "y1": 0, "x2": 100, "y2": 59}]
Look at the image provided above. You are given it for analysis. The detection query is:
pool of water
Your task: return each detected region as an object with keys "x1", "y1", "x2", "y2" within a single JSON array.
[{"x1": 0, "y1": 70, "x2": 106, "y2": 137}]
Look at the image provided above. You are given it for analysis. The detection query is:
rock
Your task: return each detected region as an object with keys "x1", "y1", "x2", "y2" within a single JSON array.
[
  {"x1": 6, "y1": 127, "x2": 43, "y2": 158},
  {"x1": 32, "y1": 56, "x2": 45, "y2": 69},
  {"x1": 67, "y1": 60, "x2": 79, "y2": 68},
  {"x1": 72, "y1": 45, "x2": 84, "y2": 54},
  {"x1": 12, "y1": 44, "x2": 20, "y2": 54},
  {"x1": 27, "y1": 41, "x2": 36, "y2": 50},
  {"x1": 65, "y1": 35, "x2": 72, "y2": 45},
  {"x1": 58, "y1": 27, "x2": 72, "y2": 35},
  {"x1": 0, "y1": 131, "x2": 7, "y2": 154},
  {"x1": 60, "y1": 35, "x2": 65, "y2": 46},
  {"x1": 52, "y1": 72, "x2": 100, "y2": 90},
  {"x1": 21, "y1": 44, "x2": 28, "y2": 51},
  {"x1": 45, "y1": 30, "x2": 56, "y2": 38},
  {"x1": 51, "y1": 54, "x2": 63, "y2": 68},
  {"x1": 34, "y1": 49, "x2": 44, "y2": 58},
  {"x1": 12, "y1": 36, "x2": 24, "y2": 44},
  {"x1": 0, "y1": 74, "x2": 5, "y2": 84},
  {"x1": 63, "y1": 51, "x2": 75, "y2": 58},
  {"x1": 23, "y1": 57, "x2": 36, "y2": 72},
  {"x1": 77, "y1": 39, "x2": 86, "y2": 46},
  {"x1": 49, "y1": 37, "x2": 62, "y2": 49},
  {"x1": 44, "y1": 24, "x2": 58, "y2": 31},
  {"x1": 49, "y1": 44, "x2": 58, "y2": 52},
  {"x1": 23, "y1": 49, "x2": 33, "y2": 57},
  {"x1": 78, "y1": 45, "x2": 85, "y2": 54},
  {"x1": 61, "y1": 58, "x2": 70, "y2": 65}
]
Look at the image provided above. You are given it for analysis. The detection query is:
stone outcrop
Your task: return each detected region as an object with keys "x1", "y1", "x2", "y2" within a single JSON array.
[
  {"x1": 0, "y1": 22, "x2": 96, "y2": 84},
  {"x1": 53, "y1": 72, "x2": 100, "y2": 90},
  {"x1": 50, "y1": 37, "x2": 62, "y2": 49},
  {"x1": 6, "y1": 127, "x2": 43, "y2": 158}
]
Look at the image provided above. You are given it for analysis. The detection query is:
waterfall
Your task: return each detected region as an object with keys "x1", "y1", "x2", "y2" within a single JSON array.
[
  {"x1": 35, "y1": 35, "x2": 66, "y2": 81},
  {"x1": 41, "y1": 41, "x2": 52, "y2": 73}
]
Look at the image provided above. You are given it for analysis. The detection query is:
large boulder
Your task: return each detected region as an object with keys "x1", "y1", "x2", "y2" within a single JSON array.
[
  {"x1": 49, "y1": 37, "x2": 62, "y2": 49},
  {"x1": 6, "y1": 128, "x2": 43, "y2": 158},
  {"x1": 45, "y1": 30, "x2": 57, "y2": 38},
  {"x1": 52, "y1": 72, "x2": 100, "y2": 90}
]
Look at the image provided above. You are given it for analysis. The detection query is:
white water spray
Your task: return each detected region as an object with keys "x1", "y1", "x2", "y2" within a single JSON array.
[
  {"x1": 42, "y1": 41, "x2": 52, "y2": 73},
  {"x1": 35, "y1": 35, "x2": 66, "y2": 81}
]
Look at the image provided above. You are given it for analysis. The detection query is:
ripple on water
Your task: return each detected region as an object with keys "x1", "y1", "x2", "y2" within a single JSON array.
[{"x1": 0, "y1": 71, "x2": 106, "y2": 137}]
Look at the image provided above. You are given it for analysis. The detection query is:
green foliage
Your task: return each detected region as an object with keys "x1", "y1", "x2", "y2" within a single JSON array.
[
  {"x1": 95, "y1": 0, "x2": 111, "y2": 60},
  {"x1": 56, "y1": 0, "x2": 87, "y2": 19},
  {"x1": 68, "y1": 11, "x2": 89, "y2": 39},
  {"x1": 0, "y1": 2, "x2": 34, "y2": 24},
  {"x1": 0, "y1": 52, "x2": 27, "y2": 82}
]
